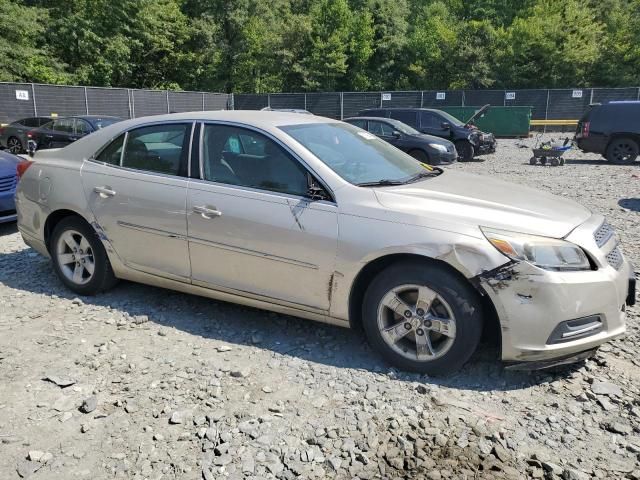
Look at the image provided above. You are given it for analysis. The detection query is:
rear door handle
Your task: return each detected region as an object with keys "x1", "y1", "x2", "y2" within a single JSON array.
[
  {"x1": 94, "y1": 186, "x2": 116, "y2": 198},
  {"x1": 193, "y1": 205, "x2": 222, "y2": 218}
]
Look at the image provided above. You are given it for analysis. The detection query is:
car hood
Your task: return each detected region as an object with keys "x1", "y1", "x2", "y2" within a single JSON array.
[
  {"x1": 374, "y1": 170, "x2": 591, "y2": 238},
  {"x1": 0, "y1": 151, "x2": 21, "y2": 176},
  {"x1": 407, "y1": 133, "x2": 452, "y2": 146}
]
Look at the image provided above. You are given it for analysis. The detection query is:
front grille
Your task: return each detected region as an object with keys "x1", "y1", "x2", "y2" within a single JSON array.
[
  {"x1": 606, "y1": 246, "x2": 624, "y2": 270},
  {"x1": 594, "y1": 221, "x2": 614, "y2": 247},
  {"x1": 0, "y1": 174, "x2": 16, "y2": 193}
]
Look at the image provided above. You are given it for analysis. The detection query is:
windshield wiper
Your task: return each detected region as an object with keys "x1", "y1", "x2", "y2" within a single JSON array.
[
  {"x1": 405, "y1": 168, "x2": 442, "y2": 184},
  {"x1": 356, "y1": 179, "x2": 405, "y2": 187}
]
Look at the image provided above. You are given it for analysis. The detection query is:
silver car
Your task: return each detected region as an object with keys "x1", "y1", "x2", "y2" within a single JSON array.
[{"x1": 15, "y1": 111, "x2": 634, "y2": 375}]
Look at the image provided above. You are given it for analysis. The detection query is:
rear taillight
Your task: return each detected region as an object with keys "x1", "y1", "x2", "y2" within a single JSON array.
[
  {"x1": 16, "y1": 160, "x2": 34, "y2": 180},
  {"x1": 582, "y1": 121, "x2": 590, "y2": 138},
  {"x1": 26, "y1": 130, "x2": 35, "y2": 138},
  {"x1": 0, "y1": 126, "x2": 5, "y2": 135}
]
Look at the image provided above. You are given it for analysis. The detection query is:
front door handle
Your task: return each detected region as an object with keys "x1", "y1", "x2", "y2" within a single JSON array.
[
  {"x1": 193, "y1": 205, "x2": 222, "y2": 219},
  {"x1": 94, "y1": 186, "x2": 116, "y2": 198}
]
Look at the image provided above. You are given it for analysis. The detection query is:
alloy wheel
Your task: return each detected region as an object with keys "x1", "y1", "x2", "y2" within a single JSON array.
[
  {"x1": 376, "y1": 284, "x2": 457, "y2": 362},
  {"x1": 56, "y1": 230, "x2": 95, "y2": 285},
  {"x1": 7, "y1": 137, "x2": 22, "y2": 154},
  {"x1": 612, "y1": 141, "x2": 634, "y2": 163}
]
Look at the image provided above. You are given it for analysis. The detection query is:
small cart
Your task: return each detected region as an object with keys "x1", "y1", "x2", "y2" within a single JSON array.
[{"x1": 530, "y1": 137, "x2": 572, "y2": 166}]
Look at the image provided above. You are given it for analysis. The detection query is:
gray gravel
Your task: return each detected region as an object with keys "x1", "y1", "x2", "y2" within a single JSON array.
[{"x1": 0, "y1": 136, "x2": 639, "y2": 479}]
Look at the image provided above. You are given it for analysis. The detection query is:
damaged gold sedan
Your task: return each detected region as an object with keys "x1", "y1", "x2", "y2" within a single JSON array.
[{"x1": 15, "y1": 111, "x2": 635, "y2": 375}]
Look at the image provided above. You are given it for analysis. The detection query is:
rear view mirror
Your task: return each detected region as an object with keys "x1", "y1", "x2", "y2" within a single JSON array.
[
  {"x1": 392, "y1": 130, "x2": 401, "y2": 138},
  {"x1": 441, "y1": 122, "x2": 450, "y2": 129}
]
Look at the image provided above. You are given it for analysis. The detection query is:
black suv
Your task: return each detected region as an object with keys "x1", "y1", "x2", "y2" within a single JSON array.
[
  {"x1": 27, "y1": 115, "x2": 122, "y2": 151},
  {"x1": 344, "y1": 117, "x2": 457, "y2": 165},
  {"x1": 575, "y1": 101, "x2": 640, "y2": 164},
  {"x1": 357, "y1": 106, "x2": 496, "y2": 161}
]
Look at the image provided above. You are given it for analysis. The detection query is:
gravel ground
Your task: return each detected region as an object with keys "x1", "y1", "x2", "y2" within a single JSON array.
[{"x1": 1, "y1": 136, "x2": 639, "y2": 480}]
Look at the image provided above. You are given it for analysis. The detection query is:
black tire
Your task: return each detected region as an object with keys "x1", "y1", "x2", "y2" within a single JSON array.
[
  {"x1": 529, "y1": 157, "x2": 537, "y2": 165},
  {"x1": 550, "y1": 157, "x2": 560, "y2": 167},
  {"x1": 454, "y1": 140, "x2": 474, "y2": 161},
  {"x1": 540, "y1": 156, "x2": 547, "y2": 165},
  {"x1": 7, "y1": 136, "x2": 23, "y2": 154},
  {"x1": 362, "y1": 261, "x2": 483, "y2": 375},
  {"x1": 606, "y1": 138, "x2": 639, "y2": 164},
  {"x1": 50, "y1": 216, "x2": 118, "y2": 295},
  {"x1": 408, "y1": 149, "x2": 432, "y2": 164}
]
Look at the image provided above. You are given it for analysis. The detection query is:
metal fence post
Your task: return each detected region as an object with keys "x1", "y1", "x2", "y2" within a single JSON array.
[
  {"x1": 304, "y1": 93, "x2": 307, "y2": 111},
  {"x1": 589, "y1": 88, "x2": 594, "y2": 105},
  {"x1": 420, "y1": 91, "x2": 424, "y2": 108},
  {"x1": 127, "y1": 89, "x2": 133, "y2": 118},
  {"x1": 166, "y1": 90, "x2": 170, "y2": 113},
  {"x1": 379, "y1": 92, "x2": 383, "y2": 108},
  {"x1": 84, "y1": 87, "x2": 89, "y2": 114},
  {"x1": 544, "y1": 89, "x2": 550, "y2": 134},
  {"x1": 31, "y1": 83, "x2": 38, "y2": 116},
  {"x1": 637, "y1": 88, "x2": 640, "y2": 101},
  {"x1": 340, "y1": 92, "x2": 344, "y2": 120},
  {"x1": 267, "y1": 93, "x2": 271, "y2": 108},
  {"x1": 202, "y1": 92, "x2": 205, "y2": 111},
  {"x1": 461, "y1": 91, "x2": 465, "y2": 106}
]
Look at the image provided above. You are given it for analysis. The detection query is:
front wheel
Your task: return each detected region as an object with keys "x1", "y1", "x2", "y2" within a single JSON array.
[
  {"x1": 50, "y1": 216, "x2": 118, "y2": 295},
  {"x1": 454, "y1": 141, "x2": 474, "y2": 161},
  {"x1": 362, "y1": 261, "x2": 483, "y2": 375},
  {"x1": 606, "y1": 138, "x2": 639, "y2": 164}
]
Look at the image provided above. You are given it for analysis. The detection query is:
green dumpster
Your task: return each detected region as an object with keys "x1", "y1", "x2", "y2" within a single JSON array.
[{"x1": 439, "y1": 106, "x2": 532, "y2": 137}]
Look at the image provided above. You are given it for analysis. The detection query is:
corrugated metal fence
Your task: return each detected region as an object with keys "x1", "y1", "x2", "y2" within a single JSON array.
[
  {"x1": 0, "y1": 83, "x2": 231, "y2": 123},
  {"x1": 237, "y1": 88, "x2": 640, "y2": 121},
  {"x1": 2, "y1": 83, "x2": 640, "y2": 124}
]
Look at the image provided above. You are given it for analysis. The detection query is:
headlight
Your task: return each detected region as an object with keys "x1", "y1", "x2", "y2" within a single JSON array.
[
  {"x1": 467, "y1": 133, "x2": 479, "y2": 145},
  {"x1": 429, "y1": 143, "x2": 448, "y2": 153},
  {"x1": 481, "y1": 227, "x2": 591, "y2": 271}
]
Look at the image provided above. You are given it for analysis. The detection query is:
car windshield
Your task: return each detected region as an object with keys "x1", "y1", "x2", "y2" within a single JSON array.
[
  {"x1": 387, "y1": 119, "x2": 420, "y2": 135},
  {"x1": 437, "y1": 110, "x2": 464, "y2": 127},
  {"x1": 90, "y1": 118, "x2": 120, "y2": 130},
  {"x1": 281, "y1": 122, "x2": 437, "y2": 185}
]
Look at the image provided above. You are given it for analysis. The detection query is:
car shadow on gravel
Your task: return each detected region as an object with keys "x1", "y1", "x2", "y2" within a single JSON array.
[
  {"x1": 0, "y1": 222, "x2": 17, "y2": 236},
  {"x1": 0, "y1": 245, "x2": 587, "y2": 393},
  {"x1": 619, "y1": 198, "x2": 640, "y2": 212}
]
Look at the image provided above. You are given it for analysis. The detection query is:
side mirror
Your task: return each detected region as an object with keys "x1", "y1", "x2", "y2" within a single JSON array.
[
  {"x1": 441, "y1": 122, "x2": 451, "y2": 130},
  {"x1": 307, "y1": 173, "x2": 330, "y2": 201},
  {"x1": 392, "y1": 130, "x2": 401, "y2": 138}
]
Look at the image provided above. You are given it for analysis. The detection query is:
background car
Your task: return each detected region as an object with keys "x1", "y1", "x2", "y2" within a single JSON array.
[
  {"x1": 0, "y1": 117, "x2": 52, "y2": 154},
  {"x1": 0, "y1": 150, "x2": 21, "y2": 223},
  {"x1": 575, "y1": 101, "x2": 640, "y2": 164},
  {"x1": 357, "y1": 107, "x2": 496, "y2": 161},
  {"x1": 28, "y1": 115, "x2": 122, "y2": 151},
  {"x1": 344, "y1": 116, "x2": 457, "y2": 165}
]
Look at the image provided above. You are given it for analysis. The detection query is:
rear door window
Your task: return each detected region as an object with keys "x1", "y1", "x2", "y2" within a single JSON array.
[
  {"x1": 348, "y1": 119, "x2": 367, "y2": 129},
  {"x1": 74, "y1": 119, "x2": 92, "y2": 136},
  {"x1": 53, "y1": 119, "x2": 75, "y2": 133},
  {"x1": 389, "y1": 111, "x2": 418, "y2": 128},
  {"x1": 121, "y1": 123, "x2": 191, "y2": 176},
  {"x1": 419, "y1": 111, "x2": 440, "y2": 128},
  {"x1": 96, "y1": 134, "x2": 125, "y2": 165},
  {"x1": 368, "y1": 120, "x2": 395, "y2": 136}
]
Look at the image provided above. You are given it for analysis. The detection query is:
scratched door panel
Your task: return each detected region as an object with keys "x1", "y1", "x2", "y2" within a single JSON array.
[{"x1": 187, "y1": 180, "x2": 338, "y2": 311}]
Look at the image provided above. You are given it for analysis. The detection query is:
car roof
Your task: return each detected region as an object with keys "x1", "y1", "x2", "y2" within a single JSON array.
[
  {"x1": 361, "y1": 107, "x2": 444, "y2": 113},
  {"x1": 345, "y1": 116, "x2": 400, "y2": 122}
]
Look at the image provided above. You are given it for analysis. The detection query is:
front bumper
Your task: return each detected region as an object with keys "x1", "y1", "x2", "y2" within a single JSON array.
[
  {"x1": 478, "y1": 215, "x2": 631, "y2": 363},
  {"x1": 433, "y1": 150, "x2": 458, "y2": 165},
  {"x1": 475, "y1": 135, "x2": 496, "y2": 155}
]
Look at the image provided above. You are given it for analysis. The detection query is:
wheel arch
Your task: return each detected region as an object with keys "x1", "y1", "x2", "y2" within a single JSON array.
[
  {"x1": 605, "y1": 132, "x2": 640, "y2": 150},
  {"x1": 347, "y1": 253, "x2": 501, "y2": 353},
  {"x1": 44, "y1": 209, "x2": 94, "y2": 252}
]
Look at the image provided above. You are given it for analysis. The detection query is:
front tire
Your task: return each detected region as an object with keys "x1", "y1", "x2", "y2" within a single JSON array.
[
  {"x1": 50, "y1": 216, "x2": 117, "y2": 295},
  {"x1": 362, "y1": 261, "x2": 483, "y2": 375},
  {"x1": 606, "y1": 138, "x2": 638, "y2": 164},
  {"x1": 455, "y1": 140, "x2": 474, "y2": 161}
]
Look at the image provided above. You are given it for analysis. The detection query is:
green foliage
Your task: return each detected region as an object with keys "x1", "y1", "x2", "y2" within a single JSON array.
[{"x1": 5, "y1": 0, "x2": 640, "y2": 92}]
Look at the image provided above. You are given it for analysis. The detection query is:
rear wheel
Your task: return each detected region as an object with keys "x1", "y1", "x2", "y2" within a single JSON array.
[
  {"x1": 362, "y1": 261, "x2": 483, "y2": 375},
  {"x1": 50, "y1": 216, "x2": 117, "y2": 295},
  {"x1": 7, "y1": 136, "x2": 23, "y2": 154},
  {"x1": 529, "y1": 156, "x2": 537, "y2": 165},
  {"x1": 455, "y1": 141, "x2": 474, "y2": 161},
  {"x1": 409, "y1": 149, "x2": 431, "y2": 164},
  {"x1": 606, "y1": 138, "x2": 638, "y2": 164}
]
